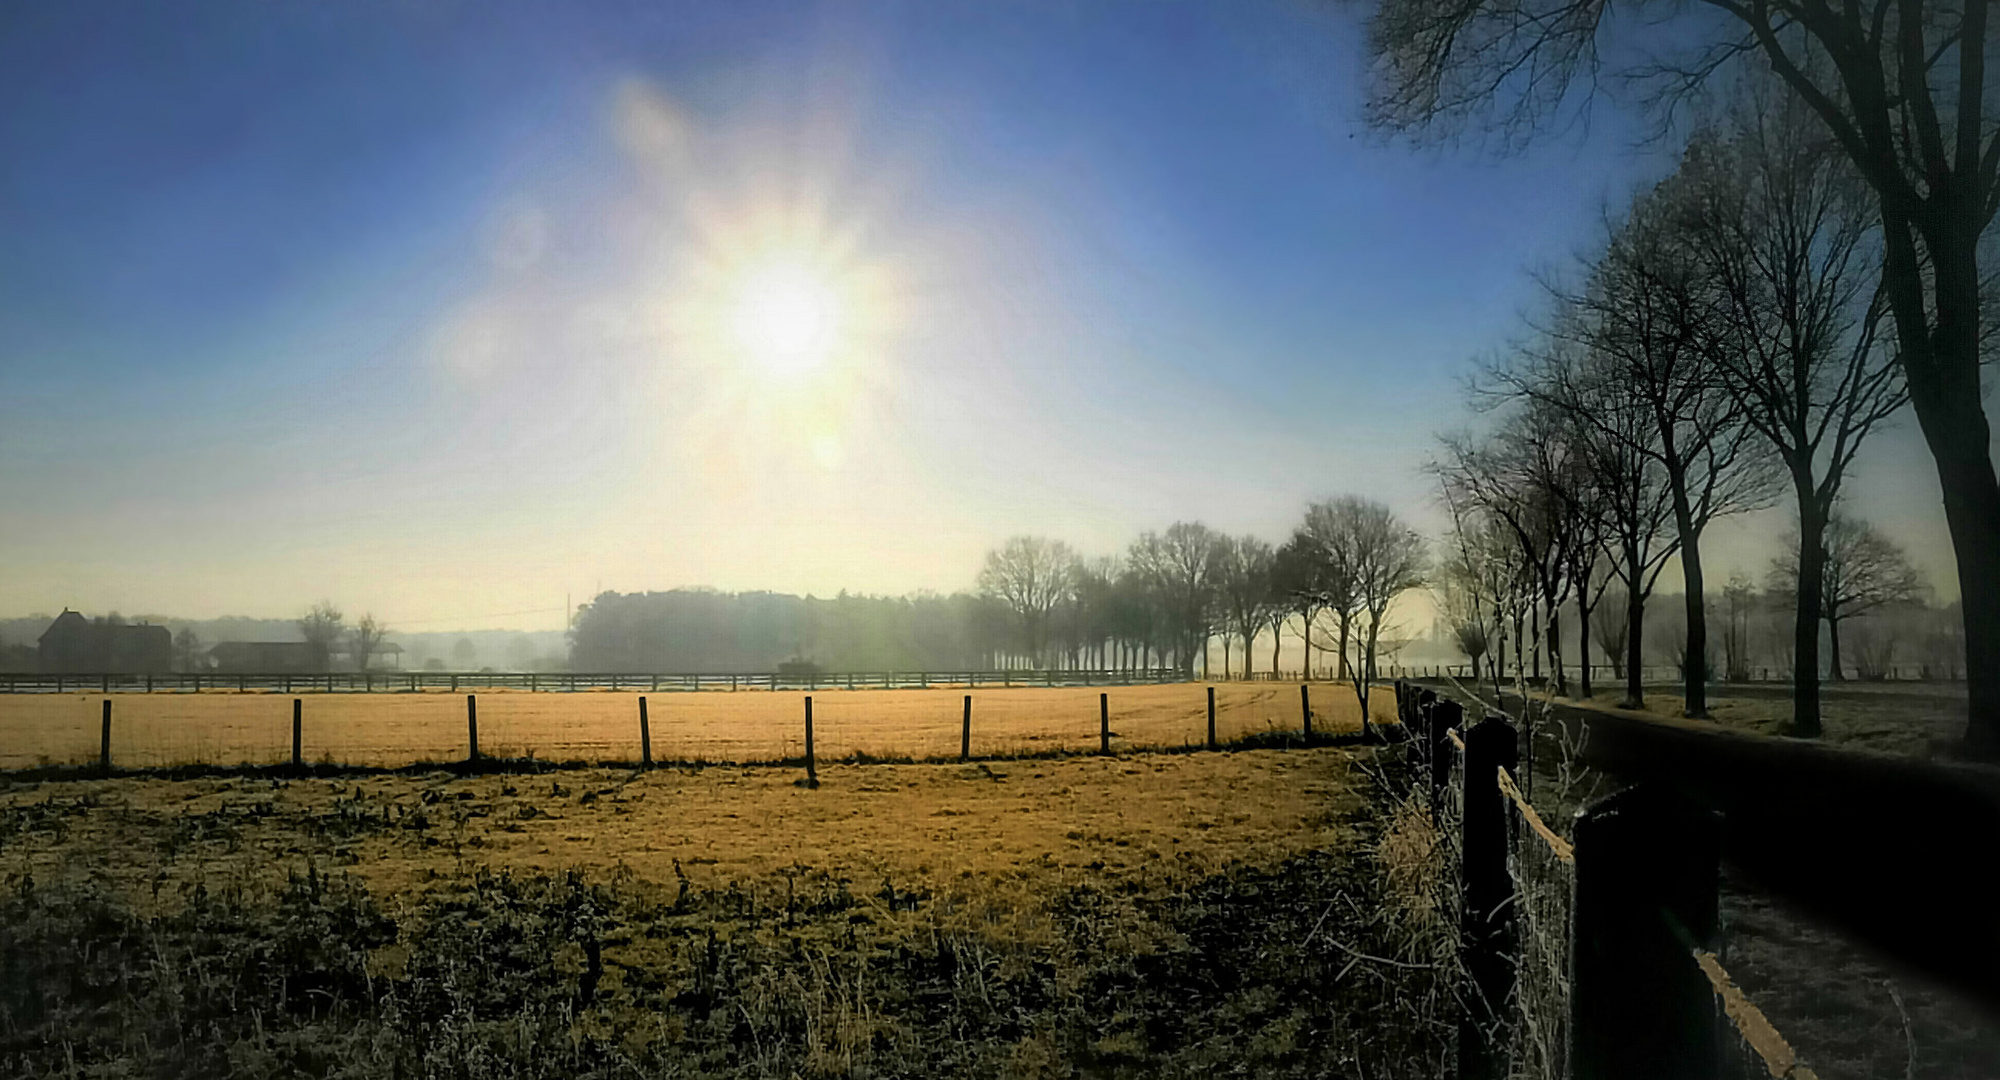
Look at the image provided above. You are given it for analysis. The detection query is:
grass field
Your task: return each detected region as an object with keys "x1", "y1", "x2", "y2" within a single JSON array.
[
  {"x1": 0, "y1": 680, "x2": 1394, "y2": 771},
  {"x1": 0, "y1": 745, "x2": 1454, "y2": 1078}
]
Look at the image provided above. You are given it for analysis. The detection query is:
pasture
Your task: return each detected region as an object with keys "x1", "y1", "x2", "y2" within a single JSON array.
[
  {"x1": 0, "y1": 744, "x2": 1454, "y2": 1078},
  {"x1": 0, "y1": 680, "x2": 1395, "y2": 771}
]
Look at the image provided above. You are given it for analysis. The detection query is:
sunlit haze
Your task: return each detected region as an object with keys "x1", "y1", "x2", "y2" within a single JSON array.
[{"x1": 0, "y1": 1, "x2": 1968, "y2": 630}]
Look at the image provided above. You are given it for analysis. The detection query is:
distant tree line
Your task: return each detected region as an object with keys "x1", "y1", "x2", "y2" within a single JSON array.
[{"x1": 564, "y1": 500, "x2": 1430, "y2": 681}]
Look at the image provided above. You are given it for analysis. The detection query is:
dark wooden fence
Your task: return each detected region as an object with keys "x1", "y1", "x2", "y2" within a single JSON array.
[
  {"x1": 69, "y1": 679, "x2": 1336, "y2": 774},
  {"x1": 1395, "y1": 679, "x2": 2000, "y2": 1079},
  {"x1": 0, "y1": 668, "x2": 1184, "y2": 694}
]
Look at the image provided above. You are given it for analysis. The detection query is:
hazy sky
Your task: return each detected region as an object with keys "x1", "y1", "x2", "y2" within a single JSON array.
[{"x1": 0, "y1": 0, "x2": 1968, "y2": 631}]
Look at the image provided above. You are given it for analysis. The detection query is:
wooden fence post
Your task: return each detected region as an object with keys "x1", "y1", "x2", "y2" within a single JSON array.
[
  {"x1": 99, "y1": 699, "x2": 111, "y2": 772},
  {"x1": 1428, "y1": 696, "x2": 1457, "y2": 810},
  {"x1": 961, "y1": 695, "x2": 972, "y2": 761},
  {"x1": 1099, "y1": 692, "x2": 1110, "y2": 755},
  {"x1": 639, "y1": 696, "x2": 652, "y2": 767},
  {"x1": 804, "y1": 696, "x2": 818, "y2": 788},
  {"x1": 292, "y1": 698, "x2": 303, "y2": 767},
  {"x1": 1459, "y1": 715, "x2": 1519, "y2": 1080},
  {"x1": 1207, "y1": 685, "x2": 1217, "y2": 749},
  {"x1": 1571, "y1": 784, "x2": 1722, "y2": 1080},
  {"x1": 1301, "y1": 684, "x2": 1313, "y2": 742},
  {"x1": 466, "y1": 694, "x2": 479, "y2": 761}
]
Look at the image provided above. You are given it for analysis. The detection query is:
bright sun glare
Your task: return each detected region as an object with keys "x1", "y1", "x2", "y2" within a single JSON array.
[{"x1": 729, "y1": 260, "x2": 842, "y2": 376}]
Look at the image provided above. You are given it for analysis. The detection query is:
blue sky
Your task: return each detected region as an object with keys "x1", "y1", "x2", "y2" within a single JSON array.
[{"x1": 0, "y1": 0, "x2": 1954, "y2": 627}]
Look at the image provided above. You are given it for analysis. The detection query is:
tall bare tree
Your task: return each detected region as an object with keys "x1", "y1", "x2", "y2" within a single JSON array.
[
  {"x1": 1332, "y1": 498, "x2": 1428, "y2": 737},
  {"x1": 1678, "y1": 90, "x2": 1906, "y2": 732},
  {"x1": 1361, "y1": 0, "x2": 2000, "y2": 752},
  {"x1": 349, "y1": 615, "x2": 388, "y2": 674},
  {"x1": 1771, "y1": 511, "x2": 1928, "y2": 678},
  {"x1": 1128, "y1": 523, "x2": 1228, "y2": 678},
  {"x1": 977, "y1": 536, "x2": 1080, "y2": 668},
  {"x1": 1272, "y1": 534, "x2": 1333, "y2": 677},
  {"x1": 297, "y1": 601, "x2": 344, "y2": 674},
  {"x1": 1297, "y1": 499, "x2": 1368, "y2": 678},
  {"x1": 1216, "y1": 535, "x2": 1277, "y2": 679}
]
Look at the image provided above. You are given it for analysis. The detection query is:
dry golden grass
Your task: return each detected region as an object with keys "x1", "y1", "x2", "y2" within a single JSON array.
[
  {"x1": 0, "y1": 749, "x2": 1362, "y2": 935},
  {"x1": 0, "y1": 680, "x2": 1394, "y2": 770}
]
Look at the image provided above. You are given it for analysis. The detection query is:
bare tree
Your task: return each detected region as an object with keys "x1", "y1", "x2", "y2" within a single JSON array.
[
  {"x1": 977, "y1": 536, "x2": 1080, "y2": 668},
  {"x1": 1722, "y1": 570, "x2": 1758, "y2": 681},
  {"x1": 1272, "y1": 533, "x2": 1334, "y2": 677},
  {"x1": 1297, "y1": 499, "x2": 1368, "y2": 678},
  {"x1": 1128, "y1": 523, "x2": 1228, "y2": 678},
  {"x1": 171, "y1": 627, "x2": 204, "y2": 673},
  {"x1": 1679, "y1": 89, "x2": 1906, "y2": 732},
  {"x1": 1772, "y1": 511, "x2": 1928, "y2": 678},
  {"x1": 297, "y1": 601, "x2": 344, "y2": 674},
  {"x1": 1436, "y1": 398, "x2": 1600, "y2": 697},
  {"x1": 1216, "y1": 535, "x2": 1276, "y2": 679},
  {"x1": 1313, "y1": 497, "x2": 1427, "y2": 737},
  {"x1": 1361, "y1": 0, "x2": 2000, "y2": 754},
  {"x1": 1436, "y1": 504, "x2": 1512, "y2": 689},
  {"x1": 349, "y1": 614, "x2": 387, "y2": 674}
]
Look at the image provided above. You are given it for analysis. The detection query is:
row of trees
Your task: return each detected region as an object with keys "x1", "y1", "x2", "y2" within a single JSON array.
[
  {"x1": 1362, "y1": 0, "x2": 2000, "y2": 754},
  {"x1": 565, "y1": 500, "x2": 1430, "y2": 681},
  {"x1": 1432, "y1": 84, "x2": 1928, "y2": 736},
  {"x1": 973, "y1": 498, "x2": 1428, "y2": 716}
]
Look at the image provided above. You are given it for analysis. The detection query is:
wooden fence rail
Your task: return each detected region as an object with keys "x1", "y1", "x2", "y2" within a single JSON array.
[{"x1": 1389, "y1": 679, "x2": 1964, "y2": 1079}]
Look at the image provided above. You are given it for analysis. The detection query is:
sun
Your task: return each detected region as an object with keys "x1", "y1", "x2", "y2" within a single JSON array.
[{"x1": 728, "y1": 259, "x2": 843, "y2": 377}]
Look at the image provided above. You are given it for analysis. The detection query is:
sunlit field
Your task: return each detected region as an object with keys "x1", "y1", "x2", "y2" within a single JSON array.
[
  {"x1": 0, "y1": 680, "x2": 1395, "y2": 770},
  {"x1": 0, "y1": 746, "x2": 1457, "y2": 1077}
]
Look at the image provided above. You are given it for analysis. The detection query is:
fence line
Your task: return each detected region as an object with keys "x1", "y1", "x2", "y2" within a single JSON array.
[
  {"x1": 0, "y1": 668, "x2": 1188, "y2": 695},
  {"x1": 1394, "y1": 679, "x2": 1839, "y2": 1080},
  {"x1": 32, "y1": 681, "x2": 1376, "y2": 775}
]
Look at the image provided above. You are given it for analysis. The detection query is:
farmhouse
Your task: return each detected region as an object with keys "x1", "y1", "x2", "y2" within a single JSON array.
[{"x1": 37, "y1": 610, "x2": 172, "y2": 674}]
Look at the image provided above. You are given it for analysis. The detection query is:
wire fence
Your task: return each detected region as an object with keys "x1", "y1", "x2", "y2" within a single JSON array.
[
  {"x1": 1396, "y1": 680, "x2": 1829, "y2": 1079},
  {"x1": 0, "y1": 680, "x2": 1399, "y2": 773}
]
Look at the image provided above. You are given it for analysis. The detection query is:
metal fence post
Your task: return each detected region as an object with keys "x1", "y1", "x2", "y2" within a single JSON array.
[
  {"x1": 466, "y1": 694, "x2": 479, "y2": 761},
  {"x1": 1571, "y1": 784, "x2": 1723, "y2": 1080},
  {"x1": 99, "y1": 699, "x2": 111, "y2": 772},
  {"x1": 1301, "y1": 683, "x2": 1313, "y2": 742},
  {"x1": 1100, "y1": 692, "x2": 1110, "y2": 755},
  {"x1": 961, "y1": 694, "x2": 972, "y2": 761},
  {"x1": 292, "y1": 697, "x2": 302, "y2": 767}
]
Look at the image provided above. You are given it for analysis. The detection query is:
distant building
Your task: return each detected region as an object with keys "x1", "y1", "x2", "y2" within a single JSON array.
[
  {"x1": 37, "y1": 611, "x2": 172, "y2": 674},
  {"x1": 208, "y1": 641, "x2": 324, "y2": 674}
]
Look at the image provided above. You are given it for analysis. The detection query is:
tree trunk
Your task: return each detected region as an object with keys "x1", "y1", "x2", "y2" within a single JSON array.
[
  {"x1": 1531, "y1": 603, "x2": 1543, "y2": 682},
  {"x1": 1337, "y1": 613, "x2": 1353, "y2": 680},
  {"x1": 1222, "y1": 636, "x2": 1232, "y2": 680},
  {"x1": 1793, "y1": 486, "x2": 1827, "y2": 736},
  {"x1": 1547, "y1": 604, "x2": 1567, "y2": 698},
  {"x1": 1270, "y1": 618, "x2": 1283, "y2": 679},
  {"x1": 1915, "y1": 385, "x2": 2000, "y2": 755},
  {"x1": 1577, "y1": 586, "x2": 1594, "y2": 700},
  {"x1": 1827, "y1": 614, "x2": 1844, "y2": 682},
  {"x1": 1667, "y1": 479, "x2": 1710, "y2": 717},
  {"x1": 1624, "y1": 551, "x2": 1646, "y2": 708}
]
